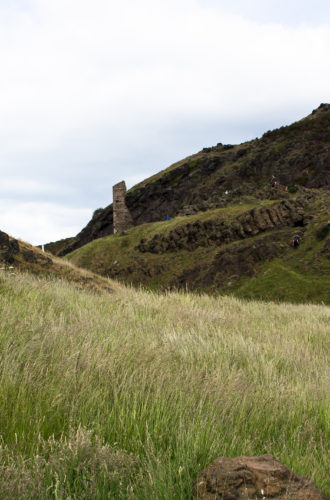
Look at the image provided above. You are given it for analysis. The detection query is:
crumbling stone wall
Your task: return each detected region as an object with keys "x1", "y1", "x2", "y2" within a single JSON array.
[{"x1": 113, "y1": 181, "x2": 133, "y2": 234}]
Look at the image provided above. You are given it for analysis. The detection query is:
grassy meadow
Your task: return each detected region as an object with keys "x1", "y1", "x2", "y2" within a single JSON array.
[{"x1": 0, "y1": 270, "x2": 329, "y2": 498}]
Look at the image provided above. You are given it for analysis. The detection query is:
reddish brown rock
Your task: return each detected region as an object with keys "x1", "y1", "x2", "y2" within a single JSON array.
[{"x1": 194, "y1": 455, "x2": 326, "y2": 500}]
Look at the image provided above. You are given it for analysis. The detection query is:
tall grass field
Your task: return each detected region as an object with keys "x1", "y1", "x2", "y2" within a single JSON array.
[{"x1": 0, "y1": 271, "x2": 329, "y2": 498}]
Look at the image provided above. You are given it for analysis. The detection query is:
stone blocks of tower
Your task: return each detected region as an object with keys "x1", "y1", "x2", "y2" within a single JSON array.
[{"x1": 113, "y1": 181, "x2": 133, "y2": 234}]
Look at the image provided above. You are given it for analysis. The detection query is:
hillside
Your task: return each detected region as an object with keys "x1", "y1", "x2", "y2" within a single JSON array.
[
  {"x1": 41, "y1": 236, "x2": 74, "y2": 256},
  {"x1": 0, "y1": 271, "x2": 329, "y2": 498},
  {"x1": 0, "y1": 230, "x2": 113, "y2": 293},
  {"x1": 58, "y1": 103, "x2": 330, "y2": 256},
  {"x1": 67, "y1": 190, "x2": 330, "y2": 304}
]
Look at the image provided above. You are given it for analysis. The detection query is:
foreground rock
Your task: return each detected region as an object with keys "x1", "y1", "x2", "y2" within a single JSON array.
[{"x1": 194, "y1": 455, "x2": 326, "y2": 499}]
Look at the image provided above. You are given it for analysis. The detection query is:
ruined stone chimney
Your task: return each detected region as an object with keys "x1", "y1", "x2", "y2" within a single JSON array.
[{"x1": 112, "y1": 181, "x2": 133, "y2": 234}]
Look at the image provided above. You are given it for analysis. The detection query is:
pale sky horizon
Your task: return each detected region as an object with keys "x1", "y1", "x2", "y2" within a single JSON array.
[{"x1": 0, "y1": 0, "x2": 329, "y2": 245}]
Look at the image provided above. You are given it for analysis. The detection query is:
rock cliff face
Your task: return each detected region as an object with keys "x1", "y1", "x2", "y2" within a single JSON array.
[
  {"x1": 58, "y1": 104, "x2": 329, "y2": 256},
  {"x1": 135, "y1": 198, "x2": 308, "y2": 254},
  {"x1": 0, "y1": 231, "x2": 20, "y2": 264},
  {"x1": 173, "y1": 232, "x2": 287, "y2": 291}
]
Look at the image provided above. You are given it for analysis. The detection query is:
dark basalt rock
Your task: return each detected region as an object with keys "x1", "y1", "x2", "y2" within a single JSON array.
[
  {"x1": 135, "y1": 199, "x2": 307, "y2": 255},
  {"x1": 22, "y1": 249, "x2": 37, "y2": 263},
  {"x1": 0, "y1": 230, "x2": 20, "y2": 264},
  {"x1": 173, "y1": 232, "x2": 285, "y2": 291}
]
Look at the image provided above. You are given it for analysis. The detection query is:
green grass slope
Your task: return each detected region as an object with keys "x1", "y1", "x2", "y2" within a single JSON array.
[
  {"x1": 0, "y1": 230, "x2": 113, "y2": 294},
  {"x1": 57, "y1": 103, "x2": 330, "y2": 257},
  {"x1": 0, "y1": 272, "x2": 329, "y2": 498},
  {"x1": 67, "y1": 192, "x2": 330, "y2": 305},
  {"x1": 228, "y1": 196, "x2": 330, "y2": 304}
]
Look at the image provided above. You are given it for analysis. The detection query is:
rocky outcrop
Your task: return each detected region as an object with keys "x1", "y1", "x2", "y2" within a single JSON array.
[
  {"x1": 136, "y1": 199, "x2": 307, "y2": 254},
  {"x1": 0, "y1": 230, "x2": 20, "y2": 264},
  {"x1": 0, "y1": 230, "x2": 53, "y2": 268},
  {"x1": 194, "y1": 454, "x2": 326, "y2": 499},
  {"x1": 0, "y1": 230, "x2": 113, "y2": 293},
  {"x1": 173, "y1": 232, "x2": 286, "y2": 291}
]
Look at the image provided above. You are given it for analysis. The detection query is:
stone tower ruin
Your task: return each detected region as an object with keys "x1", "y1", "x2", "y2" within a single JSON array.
[{"x1": 112, "y1": 181, "x2": 133, "y2": 234}]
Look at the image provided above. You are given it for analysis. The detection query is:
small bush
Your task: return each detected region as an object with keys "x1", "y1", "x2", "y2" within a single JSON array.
[
  {"x1": 316, "y1": 222, "x2": 330, "y2": 240},
  {"x1": 288, "y1": 185, "x2": 298, "y2": 193}
]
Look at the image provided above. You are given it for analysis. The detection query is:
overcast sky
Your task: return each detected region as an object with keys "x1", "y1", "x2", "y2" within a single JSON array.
[{"x1": 0, "y1": 0, "x2": 329, "y2": 245}]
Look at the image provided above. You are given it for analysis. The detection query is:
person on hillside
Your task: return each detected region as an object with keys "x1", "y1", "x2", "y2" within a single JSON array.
[{"x1": 292, "y1": 234, "x2": 300, "y2": 250}]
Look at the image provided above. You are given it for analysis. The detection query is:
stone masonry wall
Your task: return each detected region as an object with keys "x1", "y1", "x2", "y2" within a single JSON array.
[{"x1": 113, "y1": 181, "x2": 133, "y2": 234}]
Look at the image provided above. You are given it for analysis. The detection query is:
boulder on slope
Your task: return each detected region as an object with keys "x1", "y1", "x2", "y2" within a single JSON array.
[{"x1": 194, "y1": 454, "x2": 326, "y2": 499}]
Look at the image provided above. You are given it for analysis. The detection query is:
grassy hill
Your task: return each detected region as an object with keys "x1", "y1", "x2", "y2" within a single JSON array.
[
  {"x1": 0, "y1": 229, "x2": 113, "y2": 294},
  {"x1": 41, "y1": 236, "x2": 75, "y2": 256},
  {"x1": 0, "y1": 271, "x2": 329, "y2": 498},
  {"x1": 66, "y1": 190, "x2": 330, "y2": 304},
  {"x1": 58, "y1": 103, "x2": 330, "y2": 257}
]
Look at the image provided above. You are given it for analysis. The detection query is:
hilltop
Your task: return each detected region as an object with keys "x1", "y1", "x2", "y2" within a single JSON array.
[{"x1": 57, "y1": 103, "x2": 330, "y2": 256}]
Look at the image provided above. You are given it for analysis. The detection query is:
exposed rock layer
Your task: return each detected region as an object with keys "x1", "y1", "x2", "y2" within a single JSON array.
[
  {"x1": 173, "y1": 232, "x2": 286, "y2": 291},
  {"x1": 135, "y1": 199, "x2": 307, "y2": 254}
]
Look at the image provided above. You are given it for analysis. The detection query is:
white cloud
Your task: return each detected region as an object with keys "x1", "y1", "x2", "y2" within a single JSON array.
[
  {"x1": 0, "y1": 200, "x2": 92, "y2": 245},
  {"x1": 0, "y1": 0, "x2": 329, "y2": 243},
  {"x1": 0, "y1": 178, "x2": 75, "y2": 198}
]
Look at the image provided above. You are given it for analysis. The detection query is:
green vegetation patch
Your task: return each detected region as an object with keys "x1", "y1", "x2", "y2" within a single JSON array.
[
  {"x1": 67, "y1": 195, "x2": 330, "y2": 305},
  {"x1": 0, "y1": 272, "x2": 329, "y2": 498},
  {"x1": 227, "y1": 209, "x2": 330, "y2": 305},
  {"x1": 67, "y1": 201, "x2": 274, "y2": 270}
]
